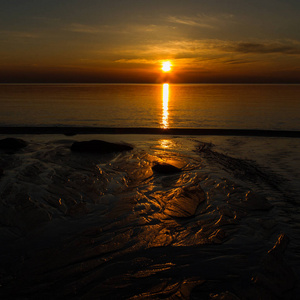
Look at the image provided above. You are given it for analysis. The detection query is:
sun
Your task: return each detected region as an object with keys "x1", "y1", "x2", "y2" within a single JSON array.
[{"x1": 162, "y1": 61, "x2": 172, "y2": 72}]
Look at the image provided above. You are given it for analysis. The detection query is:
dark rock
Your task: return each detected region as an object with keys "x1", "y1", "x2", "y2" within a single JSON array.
[
  {"x1": 268, "y1": 233, "x2": 289, "y2": 257},
  {"x1": 228, "y1": 191, "x2": 273, "y2": 211},
  {"x1": 210, "y1": 291, "x2": 241, "y2": 300},
  {"x1": 67, "y1": 202, "x2": 88, "y2": 216},
  {"x1": 152, "y1": 163, "x2": 182, "y2": 174},
  {"x1": 0, "y1": 193, "x2": 51, "y2": 231},
  {"x1": 0, "y1": 138, "x2": 28, "y2": 151},
  {"x1": 250, "y1": 233, "x2": 296, "y2": 298},
  {"x1": 71, "y1": 140, "x2": 133, "y2": 154},
  {"x1": 164, "y1": 185, "x2": 205, "y2": 218},
  {"x1": 0, "y1": 168, "x2": 3, "y2": 177}
]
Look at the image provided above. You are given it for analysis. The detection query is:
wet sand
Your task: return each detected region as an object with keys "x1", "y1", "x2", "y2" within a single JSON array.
[{"x1": 0, "y1": 134, "x2": 299, "y2": 299}]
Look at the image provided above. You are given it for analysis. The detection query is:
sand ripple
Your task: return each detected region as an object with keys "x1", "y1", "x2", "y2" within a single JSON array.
[{"x1": 0, "y1": 136, "x2": 298, "y2": 299}]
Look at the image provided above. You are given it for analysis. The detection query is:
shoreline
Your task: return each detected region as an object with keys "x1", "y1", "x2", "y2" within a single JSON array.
[
  {"x1": 0, "y1": 126, "x2": 300, "y2": 137},
  {"x1": 0, "y1": 134, "x2": 299, "y2": 298}
]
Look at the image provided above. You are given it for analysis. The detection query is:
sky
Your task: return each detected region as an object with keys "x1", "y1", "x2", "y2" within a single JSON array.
[{"x1": 0, "y1": 0, "x2": 300, "y2": 83}]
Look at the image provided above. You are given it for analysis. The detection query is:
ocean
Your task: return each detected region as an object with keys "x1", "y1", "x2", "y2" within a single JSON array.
[
  {"x1": 0, "y1": 83, "x2": 299, "y2": 130},
  {"x1": 0, "y1": 84, "x2": 299, "y2": 299}
]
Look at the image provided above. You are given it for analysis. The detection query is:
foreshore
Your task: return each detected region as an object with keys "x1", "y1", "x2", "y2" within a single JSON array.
[
  {"x1": 0, "y1": 134, "x2": 299, "y2": 298},
  {"x1": 0, "y1": 126, "x2": 300, "y2": 137}
]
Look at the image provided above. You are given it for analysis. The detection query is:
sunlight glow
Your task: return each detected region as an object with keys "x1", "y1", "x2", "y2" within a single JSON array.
[
  {"x1": 162, "y1": 61, "x2": 171, "y2": 72},
  {"x1": 159, "y1": 139, "x2": 174, "y2": 149},
  {"x1": 162, "y1": 83, "x2": 169, "y2": 129}
]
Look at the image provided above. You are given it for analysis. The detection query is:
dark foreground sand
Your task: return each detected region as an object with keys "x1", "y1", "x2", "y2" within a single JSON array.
[{"x1": 0, "y1": 134, "x2": 299, "y2": 299}]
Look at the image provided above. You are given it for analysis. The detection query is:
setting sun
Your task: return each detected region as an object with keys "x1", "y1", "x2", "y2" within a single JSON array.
[{"x1": 162, "y1": 61, "x2": 172, "y2": 72}]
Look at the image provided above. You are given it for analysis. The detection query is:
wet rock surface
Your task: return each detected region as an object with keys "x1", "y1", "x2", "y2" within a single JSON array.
[
  {"x1": 71, "y1": 139, "x2": 133, "y2": 153},
  {"x1": 0, "y1": 137, "x2": 299, "y2": 299},
  {"x1": 0, "y1": 193, "x2": 51, "y2": 231},
  {"x1": 247, "y1": 234, "x2": 296, "y2": 299},
  {"x1": 0, "y1": 138, "x2": 28, "y2": 152},
  {"x1": 197, "y1": 141, "x2": 283, "y2": 190},
  {"x1": 228, "y1": 190, "x2": 273, "y2": 211},
  {"x1": 164, "y1": 185, "x2": 205, "y2": 218},
  {"x1": 152, "y1": 162, "x2": 182, "y2": 174}
]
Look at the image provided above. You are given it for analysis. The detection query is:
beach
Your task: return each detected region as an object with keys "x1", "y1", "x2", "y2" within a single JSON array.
[
  {"x1": 2, "y1": 0, "x2": 300, "y2": 297},
  {"x1": 0, "y1": 133, "x2": 299, "y2": 299}
]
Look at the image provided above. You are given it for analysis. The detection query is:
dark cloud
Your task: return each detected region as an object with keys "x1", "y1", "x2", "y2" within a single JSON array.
[
  {"x1": 228, "y1": 42, "x2": 300, "y2": 55},
  {"x1": 223, "y1": 58, "x2": 255, "y2": 64}
]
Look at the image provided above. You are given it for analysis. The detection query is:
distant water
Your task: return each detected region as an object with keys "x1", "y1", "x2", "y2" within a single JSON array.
[{"x1": 0, "y1": 83, "x2": 299, "y2": 130}]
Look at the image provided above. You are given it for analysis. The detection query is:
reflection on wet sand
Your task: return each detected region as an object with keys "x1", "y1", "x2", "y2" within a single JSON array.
[
  {"x1": 0, "y1": 136, "x2": 298, "y2": 299},
  {"x1": 162, "y1": 83, "x2": 169, "y2": 129},
  {"x1": 159, "y1": 139, "x2": 171, "y2": 149}
]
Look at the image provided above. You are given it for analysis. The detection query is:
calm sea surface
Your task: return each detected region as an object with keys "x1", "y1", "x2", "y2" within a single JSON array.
[{"x1": 0, "y1": 84, "x2": 299, "y2": 130}]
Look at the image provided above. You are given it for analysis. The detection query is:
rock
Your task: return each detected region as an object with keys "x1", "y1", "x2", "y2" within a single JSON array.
[
  {"x1": 251, "y1": 233, "x2": 296, "y2": 298},
  {"x1": 164, "y1": 185, "x2": 205, "y2": 218},
  {"x1": 268, "y1": 233, "x2": 289, "y2": 257},
  {"x1": 228, "y1": 191, "x2": 273, "y2": 211},
  {"x1": 210, "y1": 291, "x2": 241, "y2": 300},
  {"x1": 67, "y1": 202, "x2": 88, "y2": 216},
  {"x1": 0, "y1": 168, "x2": 3, "y2": 177},
  {"x1": 0, "y1": 138, "x2": 28, "y2": 151},
  {"x1": 70, "y1": 140, "x2": 133, "y2": 154},
  {"x1": 0, "y1": 193, "x2": 51, "y2": 231},
  {"x1": 244, "y1": 191, "x2": 273, "y2": 211},
  {"x1": 152, "y1": 163, "x2": 182, "y2": 174}
]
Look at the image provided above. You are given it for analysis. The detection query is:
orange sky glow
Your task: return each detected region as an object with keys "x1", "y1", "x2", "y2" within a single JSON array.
[{"x1": 0, "y1": 1, "x2": 299, "y2": 83}]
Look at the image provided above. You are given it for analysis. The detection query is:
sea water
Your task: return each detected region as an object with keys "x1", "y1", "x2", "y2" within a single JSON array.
[{"x1": 0, "y1": 83, "x2": 299, "y2": 130}]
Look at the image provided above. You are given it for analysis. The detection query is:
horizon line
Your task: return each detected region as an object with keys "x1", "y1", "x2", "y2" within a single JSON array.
[
  {"x1": 1, "y1": 127, "x2": 300, "y2": 138},
  {"x1": 1, "y1": 82, "x2": 300, "y2": 85}
]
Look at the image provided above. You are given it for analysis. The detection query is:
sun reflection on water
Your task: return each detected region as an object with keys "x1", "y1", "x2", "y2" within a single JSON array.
[{"x1": 162, "y1": 83, "x2": 169, "y2": 129}]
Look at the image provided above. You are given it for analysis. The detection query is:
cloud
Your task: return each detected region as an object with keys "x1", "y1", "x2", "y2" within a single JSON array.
[
  {"x1": 115, "y1": 58, "x2": 158, "y2": 64},
  {"x1": 90, "y1": 38, "x2": 300, "y2": 70},
  {"x1": 33, "y1": 16, "x2": 60, "y2": 23},
  {"x1": 94, "y1": 39, "x2": 223, "y2": 63},
  {"x1": 167, "y1": 13, "x2": 234, "y2": 29},
  {"x1": 167, "y1": 16, "x2": 214, "y2": 29},
  {"x1": 0, "y1": 30, "x2": 39, "y2": 39},
  {"x1": 223, "y1": 58, "x2": 256, "y2": 65},
  {"x1": 226, "y1": 41, "x2": 300, "y2": 55},
  {"x1": 64, "y1": 23, "x2": 101, "y2": 34},
  {"x1": 63, "y1": 23, "x2": 166, "y2": 36}
]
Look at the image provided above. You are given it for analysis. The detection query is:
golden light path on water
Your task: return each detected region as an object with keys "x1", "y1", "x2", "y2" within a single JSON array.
[{"x1": 162, "y1": 83, "x2": 169, "y2": 129}]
